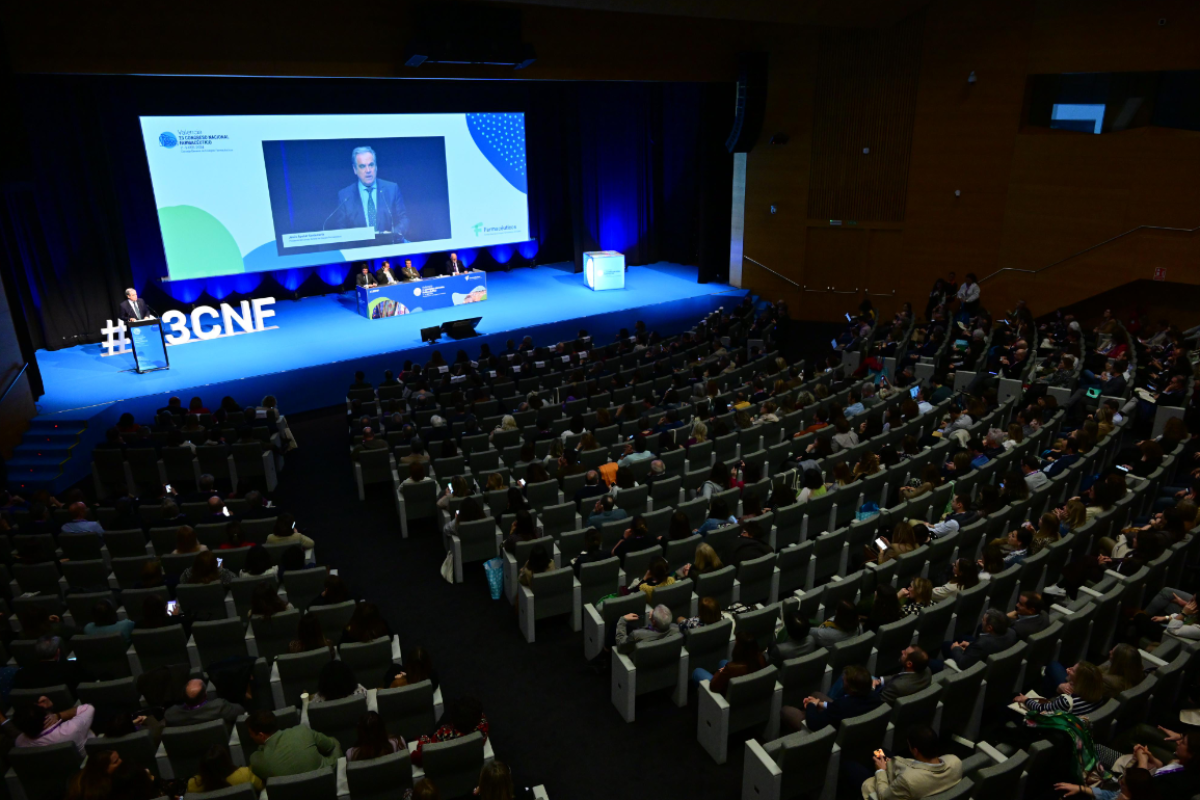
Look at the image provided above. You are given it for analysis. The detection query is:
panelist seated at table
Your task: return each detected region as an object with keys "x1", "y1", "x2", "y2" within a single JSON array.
[
  {"x1": 376, "y1": 262, "x2": 400, "y2": 285},
  {"x1": 400, "y1": 259, "x2": 421, "y2": 282},
  {"x1": 355, "y1": 266, "x2": 377, "y2": 288},
  {"x1": 119, "y1": 288, "x2": 156, "y2": 322},
  {"x1": 443, "y1": 251, "x2": 471, "y2": 277}
]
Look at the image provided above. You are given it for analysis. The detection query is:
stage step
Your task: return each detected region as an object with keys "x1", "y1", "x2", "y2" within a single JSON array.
[{"x1": 7, "y1": 418, "x2": 89, "y2": 495}]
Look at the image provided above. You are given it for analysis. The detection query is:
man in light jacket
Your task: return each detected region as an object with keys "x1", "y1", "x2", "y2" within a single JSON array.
[{"x1": 863, "y1": 723, "x2": 962, "y2": 800}]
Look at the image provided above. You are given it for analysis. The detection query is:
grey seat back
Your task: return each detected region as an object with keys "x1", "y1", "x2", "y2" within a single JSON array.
[
  {"x1": 161, "y1": 719, "x2": 231, "y2": 778},
  {"x1": 192, "y1": 618, "x2": 250, "y2": 666},
  {"x1": 684, "y1": 618, "x2": 733, "y2": 675},
  {"x1": 970, "y1": 749, "x2": 1029, "y2": 800},
  {"x1": 7, "y1": 741, "x2": 83, "y2": 800},
  {"x1": 275, "y1": 648, "x2": 335, "y2": 707},
  {"x1": 85, "y1": 728, "x2": 159, "y2": 777},
  {"x1": 250, "y1": 608, "x2": 302, "y2": 663},
  {"x1": 835, "y1": 702, "x2": 893, "y2": 766},
  {"x1": 952, "y1": 581, "x2": 990, "y2": 640},
  {"x1": 376, "y1": 680, "x2": 436, "y2": 742},
  {"x1": 725, "y1": 664, "x2": 779, "y2": 732},
  {"x1": 736, "y1": 552, "x2": 776, "y2": 605},
  {"x1": 339, "y1": 637, "x2": 393, "y2": 679},
  {"x1": 889, "y1": 682, "x2": 944, "y2": 739},
  {"x1": 915, "y1": 597, "x2": 956, "y2": 655},
  {"x1": 176, "y1": 581, "x2": 229, "y2": 620},
  {"x1": 306, "y1": 693, "x2": 369, "y2": 752},
  {"x1": 734, "y1": 603, "x2": 780, "y2": 650},
  {"x1": 10, "y1": 684, "x2": 73, "y2": 712},
  {"x1": 71, "y1": 632, "x2": 133, "y2": 680},
  {"x1": 983, "y1": 642, "x2": 1028, "y2": 709},
  {"x1": 58, "y1": 533, "x2": 105, "y2": 562},
  {"x1": 873, "y1": 615, "x2": 920, "y2": 675},
  {"x1": 773, "y1": 726, "x2": 837, "y2": 800},
  {"x1": 630, "y1": 632, "x2": 684, "y2": 693},
  {"x1": 230, "y1": 574, "x2": 279, "y2": 618},
  {"x1": 663, "y1": 534, "x2": 702, "y2": 574},
  {"x1": 1022, "y1": 619, "x2": 1063, "y2": 682},
  {"x1": 310, "y1": 600, "x2": 357, "y2": 642},
  {"x1": 827, "y1": 631, "x2": 875, "y2": 679},
  {"x1": 421, "y1": 730, "x2": 485, "y2": 799},
  {"x1": 776, "y1": 542, "x2": 813, "y2": 595},
  {"x1": 345, "y1": 749, "x2": 413, "y2": 800},
  {"x1": 779, "y1": 648, "x2": 829, "y2": 707},
  {"x1": 513, "y1": 536, "x2": 554, "y2": 568},
  {"x1": 936, "y1": 661, "x2": 986, "y2": 739},
  {"x1": 578, "y1": 557, "x2": 620, "y2": 607},
  {"x1": 77, "y1": 676, "x2": 142, "y2": 725},
  {"x1": 529, "y1": 566, "x2": 575, "y2": 620},
  {"x1": 650, "y1": 578, "x2": 695, "y2": 620},
  {"x1": 282, "y1": 567, "x2": 328, "y2": 611},
  {"x1": 622, "y1": 545, "x2": 664, "y2": 583},
  {"x1": 265, "y1": 767, "x2": 337, "y2": 800},
  {"x1": 693, "y1": 564, "x2": 737, "y2": 607},
  {"x1": 455, "y1": 518, "x2": 500, "y2": 564},
  {"x1": 399, "y1": 480, "x2": 439, "y2": 521},
  {"x1": 1148, "y1": 652, "x2": 1190, "y2": 722},
  {"x1": 131, "y1": 625, "x2": 190, "y2": 671},
  {"x1": 598, "y1": 592, "x2": 646, "y2": 629}
]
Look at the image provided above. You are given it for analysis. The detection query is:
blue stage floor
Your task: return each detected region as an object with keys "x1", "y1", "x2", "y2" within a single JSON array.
[{"x1": 35, "y1": 263, "x2": 742, "y2": 421}]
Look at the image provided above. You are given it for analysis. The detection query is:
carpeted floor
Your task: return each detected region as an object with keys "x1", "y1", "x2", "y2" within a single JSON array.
[{"x1": 271, "y1": 406, "x2": 750, "y2": 800}]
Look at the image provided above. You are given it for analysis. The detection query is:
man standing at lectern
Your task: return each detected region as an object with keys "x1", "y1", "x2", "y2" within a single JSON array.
[
  {"x1": 326, "y1": 146, "x2": 409, "y2": 243},
  {"x1": 119, "y1": 288, "x2": 155, "y2": 322}
]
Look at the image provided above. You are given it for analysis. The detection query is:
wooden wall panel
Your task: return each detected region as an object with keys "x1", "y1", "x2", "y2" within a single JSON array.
[
  {"x1": 804, "y1": 228, "x2": 868, "y2": 293},
  {"x1": 806, "y1": 14, "x2": 924, "y2": 222}
]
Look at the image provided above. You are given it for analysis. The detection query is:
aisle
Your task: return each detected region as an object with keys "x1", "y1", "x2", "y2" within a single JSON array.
[{"x1": 271, "y1": 406, "x2": 744, "y2": 800}]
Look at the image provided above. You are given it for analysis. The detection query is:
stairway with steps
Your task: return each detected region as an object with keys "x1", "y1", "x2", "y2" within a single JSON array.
[{"x1": 7, "y1": 417, "x2": 89, "y2": 494}]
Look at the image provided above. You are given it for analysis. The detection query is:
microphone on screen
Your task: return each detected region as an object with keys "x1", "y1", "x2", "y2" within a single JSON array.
[{"x1": 322, "y1": 194, "x2": 356, "y2": 232}]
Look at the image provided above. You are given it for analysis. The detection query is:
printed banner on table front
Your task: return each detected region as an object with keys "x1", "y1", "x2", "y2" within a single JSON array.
[{"x1": 356, "y1": 272, "x2": 488, "y2": 320}]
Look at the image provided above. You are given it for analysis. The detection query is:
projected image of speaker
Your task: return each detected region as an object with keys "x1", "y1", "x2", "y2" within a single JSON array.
[{"x1": 443, "y1": 317, "x2": 482, "y2": 340}]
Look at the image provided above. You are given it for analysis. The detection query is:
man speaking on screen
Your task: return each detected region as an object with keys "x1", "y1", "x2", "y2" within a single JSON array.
[{"x1": 325, "y1": 146, "x2": 410, "y2": 242}]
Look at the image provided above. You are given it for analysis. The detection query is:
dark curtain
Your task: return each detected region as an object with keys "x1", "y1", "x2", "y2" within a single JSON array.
[{"x1": 0, "y1": 74, "x2": 733, "y2": 372}]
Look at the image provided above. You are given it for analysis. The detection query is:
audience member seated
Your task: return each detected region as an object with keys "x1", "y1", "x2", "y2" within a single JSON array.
[
  {"x1": 166, "y1": 679, "x2": 245, "y2": 729},
  {"x1": 588, "y1": 495, "x2": 628, "y2": 529},
  {"x1": 347, "y1": 711, "x2": 405, "y2": 762},
  {"x1": 615, "y1": 604, "x2": 678, "y2": 654},
  {"x1": 1009, "y1": 591, "x2": 1050, "y2": 639},
  {"x1": 611, "y1": 515, "x2": 654, "y2": 561},
  {"x1": 729, "y1": 519, "x2": 773, "y2": 566},
  {"x1": 694, "y1": 498, "x2": 737, "y2": 537},
  {"x1": 518, "y1": 544, "x2": 553, "y2": 588},
  {"x1": 677, "y1": 596, "x2": 723, "y2": 634},
  {"x1": 386, "y1": 645, "x2": 439, "y2": 690},
  {"x1": 240, "y1": 544, "x2": 278, "y2": 579},
  {"x1": 2, "y1": 698, "x2": 95, "y2": 755},
  {"x1": 247, "y1": 709, "x2": 342, "y2": 780},
  {"x1": 60, "y1": 501, "x2": 104, "y2": 537},
  {"x1": 11, "y1": 635, "x2": 91, "y2": 693},
  {"x1": 266, "y1": 512, "x2": 315, "y2": 549},
  {"x1": 311, "y1": 660, "x2": 366, "y2": 704},
  {"x1": 290, "y1": 611, "x2": 334, "y2": 654},
  {"x1": 189, "y1": 743, "x2": 264, "y2": 795},
  {"x1": 309, "y1": 574, "x2": 351, "y2": 607},
  {"x1": 179, "y1": 550, "x2": 235, "y2": 586},
  {"x1": 811, "y1": 600, "x2": 863, "y2": 649},
  {"x1": 693, "y1": 630, "x2": 768, "y2": 692},
  {"x1": 340, "y1": 602, "x2": 393, "y2": 646},
  {"x1": 860, "y1": 723, "x2": 963, "y2": 800},
  {"x1": 632, "y1": 556, "x2": 675, "y2": 602},
  {"x1": 570, "y1": 528, "x2": 609, "y2": 576},
  {"x1": 410, "y1": 697, "x2": 489, "y2": 767},
  {"x1": 173, "y1": 525, "x2": 208, "y2": 556},
  {"x1": 936, "y1": 608, "x2": 1016, "y2": 672},
  {"x1": 780, "y1": 664, "x2": 881, "y2": 733},
  {"x1": 769, "y1": 609, "x2": 816, "y2": 665},
  {"x1": 84, "y1": 600, "x2": 136, "y2": 643}
]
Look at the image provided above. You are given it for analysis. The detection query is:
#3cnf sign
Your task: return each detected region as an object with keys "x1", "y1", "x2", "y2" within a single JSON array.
[{"x1": 101, "y1": 298, "x2": 278, "y2": 357}]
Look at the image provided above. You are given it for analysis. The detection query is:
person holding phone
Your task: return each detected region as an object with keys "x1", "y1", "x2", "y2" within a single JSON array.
[
  {"x1": 861, "y1": 724, "x2": 963, "y2": 800},
  {"x1": 266, "y1": 513, "x2": 314, "y2": 549}
]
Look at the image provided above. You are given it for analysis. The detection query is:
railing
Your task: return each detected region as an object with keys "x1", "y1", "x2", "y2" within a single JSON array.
[
  {"x1": 978, "y1": 223, "x2": 1200, "y2": 284},
  {"x1": 744, "y1": 257, "x2": 896, "y2": 297},
  {"x1": 0, "y1": 363, "x2": 29, "y2": 406}
]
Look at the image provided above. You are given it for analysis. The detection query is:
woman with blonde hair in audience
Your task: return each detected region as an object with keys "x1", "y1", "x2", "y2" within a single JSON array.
[
  {"x1": 900, "y1": 464, "x2": 942, "y2": 501},
  {"x1": 688, "y1": 419, "x2": 708, "y2": 447},
  {"x1": 1003, "y1": 423, "x2": 1024, "y2": 450},
  {"x1": 831, "y1": 462, "x2": 855, "y2": 488},
  {"x1": 1099, "y1": 643, "x2": 1146, "y2": 698},
  {"x1": 1057, "y1": 497, "x2": 1089, "y2": 534},
  {"x1": 484, "y1": 472, "x2": 506, "y2": 492},
  {"x1": 437, "y1": 475, "x2": 475, "y2": 511},
  {"x1": 877, "y1": 522, "x2": 918, "y2": 565},
  {"x1": 489, "y1": 415, "x2": 517, "y2": 442},
  {"x1": 898, "y1": 577, "x2": 933, "y2": 617},
  {"x1": 679, "y1": 542, "x2": 723, "y2": 579}
]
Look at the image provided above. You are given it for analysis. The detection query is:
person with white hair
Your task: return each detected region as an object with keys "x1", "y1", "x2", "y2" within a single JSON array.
[
  {"x1": 615, "y1": 604, "x2": 678, "y2": 654},
  {"x1": 119, "y1": 287, "x2": 156, "y2": 322}
]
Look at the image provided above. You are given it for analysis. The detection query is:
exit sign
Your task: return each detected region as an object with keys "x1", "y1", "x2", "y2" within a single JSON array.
[{"x1": 1154, "y1": 267, "x2": 1167, "y2": 281}]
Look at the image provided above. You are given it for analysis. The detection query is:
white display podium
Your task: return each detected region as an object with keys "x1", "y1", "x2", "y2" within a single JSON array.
[{"x1": 584, "y1": 250, "x2": 625, "y2": 291}]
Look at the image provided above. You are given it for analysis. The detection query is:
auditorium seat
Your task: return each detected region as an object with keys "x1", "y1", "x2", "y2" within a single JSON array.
[{"x1": 697, "y1": 665, "x2": 782, "y2": 764}]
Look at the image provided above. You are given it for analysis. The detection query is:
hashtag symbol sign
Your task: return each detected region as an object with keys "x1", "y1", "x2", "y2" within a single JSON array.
[{"x1": 100, "y1": 319, "x2": 129, "y2": 356}]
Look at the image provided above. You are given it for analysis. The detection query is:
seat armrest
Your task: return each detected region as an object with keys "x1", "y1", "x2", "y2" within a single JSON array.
[
  {"x1": 975, "y1": 740, "x2": 1007, "y2": 763},
  {"x1": 1078, "y1": 585, "x2": 1104, "y2": 599},
  {"x1": 1140, "y1": 648, "x2": 1169, "y2": 668},
  {"x1": 698, "y1": 679, "x2": 730, "y2": 712}
]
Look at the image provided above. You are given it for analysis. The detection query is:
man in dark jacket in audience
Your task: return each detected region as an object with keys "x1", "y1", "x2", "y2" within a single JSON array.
[{"x1": 728, "y1": 520, "x2": 773, "y2": 567}]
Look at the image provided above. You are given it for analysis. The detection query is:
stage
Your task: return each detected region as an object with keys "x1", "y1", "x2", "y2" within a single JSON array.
[{"x1": 35, "y1": 262, "x2": 741, "y2": 419}]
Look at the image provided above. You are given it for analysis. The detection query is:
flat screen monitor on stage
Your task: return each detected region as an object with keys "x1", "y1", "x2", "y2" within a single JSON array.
[{"x1": 139, "y1": 113, "x2": 530, "y2": 280}]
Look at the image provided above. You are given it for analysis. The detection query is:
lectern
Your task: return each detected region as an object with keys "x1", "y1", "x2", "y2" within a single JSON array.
[{"x1": 128, "y1": 319, "x2": 170, "y2": 374}]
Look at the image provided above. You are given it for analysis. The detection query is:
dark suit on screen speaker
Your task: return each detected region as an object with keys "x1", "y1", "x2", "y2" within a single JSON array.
[
  {"x1": 327, "y1": 179, "x2": 409, "y2": 241},
  {"x1": 119, "y1": 297, "x2": 156, "y2": 322}
]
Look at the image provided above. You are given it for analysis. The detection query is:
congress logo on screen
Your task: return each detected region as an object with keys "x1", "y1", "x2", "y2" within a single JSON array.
[{"x1": 159, "y1": 132, "x2": 178, "y2": 148}]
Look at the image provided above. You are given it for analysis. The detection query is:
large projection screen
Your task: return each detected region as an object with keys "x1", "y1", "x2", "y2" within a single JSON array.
[{"x1": 139, "y1": 113, "x2": 529, "y2": 280}]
